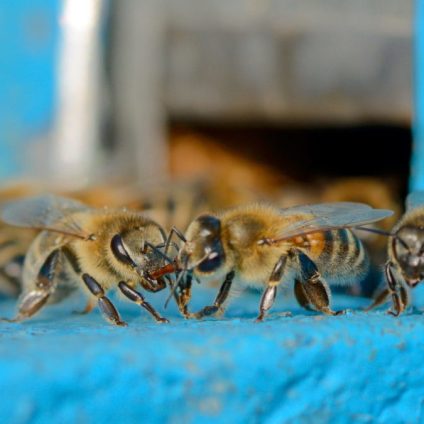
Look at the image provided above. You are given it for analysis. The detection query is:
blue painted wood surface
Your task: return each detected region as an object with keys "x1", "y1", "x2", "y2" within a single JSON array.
[{"x1": 0, "y1": 288, "x2": 423, "y2": 423}]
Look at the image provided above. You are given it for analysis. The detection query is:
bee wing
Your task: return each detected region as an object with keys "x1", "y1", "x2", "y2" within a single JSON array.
[
  {"x1": 1, "y1": 194, "x2": 91, "y2": 239},
  {"x1": 406, "y1": 191, "x2": 424, "y2": 211},
  {"x1": 271, "y1": 202, "x2": 393, "y2": 242}
]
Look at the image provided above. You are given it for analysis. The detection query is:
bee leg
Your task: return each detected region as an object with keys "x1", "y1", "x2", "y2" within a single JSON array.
[
  {"x1": 385, "y1": 262, "x2": 409, "y2": 316},
  {"x1": 296, "y1": 250, "x2": 344, "y2": 316},
  {"x1": 399, "y1": 283, "x2": 410, "y2": 312},
  {"x1": 1, "y1": 249, "x2": 60, "y2": 323},
  {"x1": 174, "y1": 273, "x2": 194, "y2": 319},
  {"x1": 256, "y1": 255, "x2": 291, "y2": 322},
  {"x1": 73, "y1": 298, "x2": 96, "y2": 315},
  {"x1": 364, "y1": 288, "x2": 391, "y2": 311},
  {"x1": 118, "y1": 281, "x2": 169, "y2": 323},
  {"x1": 192, "y1": 271, "x2": 235, "y2": 319},
  {"x1": 164, "y1": 226, "x2": 186, "y2": 256},
  {"x1": 81, "y1": 273, "x2": 127, "y2": 327},
  {"x1": 255, "y1": 285, "x2": 278, "y2": 322},
  {"x1": 139, "y1": 275, "x2": 167, "y2": 293},
  {"x1": 303, "y1": 277, "x2": 343, "y2": 316},
  {"x1": 294, "y1": 278, "x2": 314, "y2": 312}
]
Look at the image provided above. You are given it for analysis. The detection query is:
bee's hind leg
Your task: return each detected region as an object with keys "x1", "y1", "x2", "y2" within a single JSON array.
[
  {"x1": 118, "y1": 281, "x2": 169, "y2": 323},
  {"x1": 2, "y1": 249, "x2": 60, "y2": 323},
  {"x1": 294, "y1": 279, "x2": 314, "y2": 312},
  {"x1": 364, "y1": 288, "x2": 391, "y2": 312},
  {"x1": 82, "y1": 273, "x2": 127, "y2": 327},
  {"x1": 295, "y1": 249, "x2": 345, "y2": 316}
]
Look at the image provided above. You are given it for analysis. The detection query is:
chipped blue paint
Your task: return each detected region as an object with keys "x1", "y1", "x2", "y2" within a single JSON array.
[{"x1": 0, "y1": 289, "x2": 423, "y2": 423}]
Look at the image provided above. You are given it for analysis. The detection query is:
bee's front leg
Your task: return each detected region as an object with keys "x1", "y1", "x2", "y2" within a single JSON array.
[
  {"x1": 191, "y1": 271, "x2": 235, "y2": 319},
  {"x1": 118, "y1": 281, "x2": 169, "y2": 323},
  {"x1": 140, "y1": 274, "x2": 167, "y2": 293},
  {"x1": 1, "y1": 249, "x2": 61, "y2": 323},
  {"x1": 385, "y1": 262, "x2": 409, "y2": 316},
  {"x1": 173, "y1": 273, "x2": 194, "y2": 319},
  {"x1": 82, "y1": 273, "x2": 127, "y2": 326},
  {"x1": 295, "y1": 249, "x2": 344, "y2": 316},
  {"x1": 294, "y1": 279, "x2": 314, "y2": 312}
]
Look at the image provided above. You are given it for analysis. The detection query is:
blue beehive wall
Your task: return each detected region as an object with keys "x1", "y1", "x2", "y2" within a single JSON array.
[
  {"x1": 0, "y1": 0, "x2": 59, "y2": 180},
  {"x1": 0, "y1": 2, "x2": 416, "y2": 188},
  {"x1": 412, "y1": 0, "x2": 424, "y2": 191}
]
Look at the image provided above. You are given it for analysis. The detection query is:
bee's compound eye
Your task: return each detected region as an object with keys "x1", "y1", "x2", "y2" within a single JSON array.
[
  {"x1": 396, "y1": 226, "x2": 424, "y2": 255},
  {"x1": 197, "y1": 252, "x2": 223, "y2": 273},
  {"x1": 111, "y1": 234, "x2": 136, "y2": 267},
  {"x1": 196, "y1": 215, "x2": 221, "y2": 235}
]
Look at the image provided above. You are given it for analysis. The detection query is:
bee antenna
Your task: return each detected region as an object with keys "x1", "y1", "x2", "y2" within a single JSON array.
[
  {"x1": 157, "y1": 241, "x2": 180, "y2": 254},
  {"x1": 164, "y1": 226, "x2": 187, "y2": 257},
  {"x1": 164, "y1": 256, "x2": 188, "y2": 309},
  {"x1": 164, "y1": 271, "x2": 184, "y2": 309},
  {"x1": 144, "y1": 241, "x2": 174, "y2": 264},
  {"x1": 394, "y1": 234, "x2": 410, "y2": 251},
  {"x1": 171, "y1": 226, "x2": 186, "y2": 243},
  {"x1": 354, "y1": 226, "x2": 394, "y2": 237},
  {"x1": 168, "y1": 241, "x2": 181, "y2": 254},
  {"x1": 356, "y1": 226, "x2": 412, "y2": 251}
]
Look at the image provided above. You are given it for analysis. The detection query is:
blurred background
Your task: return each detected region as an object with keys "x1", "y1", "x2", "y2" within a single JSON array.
[
  {"x1": 0, "y1": 0, "x2": 412, "y2": 191},
  {"x1": 0, "y1": 1, "x2": 414, "y2": 283}
]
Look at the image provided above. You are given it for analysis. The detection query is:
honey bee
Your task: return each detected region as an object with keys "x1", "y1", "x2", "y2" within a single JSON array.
[
  {"x1": 164, "y1": 202, "x2": 393, "y2": 321},
  {"x1": 0, "y1": 225, "x2": 37, "y2": 297},
  {"x1": 0, "y1": 194, "x2": 176, "y2": 326},
  {"x1": 367, "y1": 191, "x2": 424, "y2": 316},
  {"x1": 0, "y1": 184, "x2": 43, "y2": 297}
]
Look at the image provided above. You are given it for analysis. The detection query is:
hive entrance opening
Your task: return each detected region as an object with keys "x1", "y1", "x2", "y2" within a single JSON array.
[{"x1": 168, "y1": 122, "x2": 412, "y2": 208}]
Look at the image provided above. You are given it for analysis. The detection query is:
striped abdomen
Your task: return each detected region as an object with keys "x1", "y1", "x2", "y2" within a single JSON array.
[{"x1": 292, "y1": 229, "x2": 369, "y2": 285}]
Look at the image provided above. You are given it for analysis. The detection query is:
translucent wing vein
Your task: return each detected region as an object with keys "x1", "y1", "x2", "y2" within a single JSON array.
[
  {"x1": 1, "y1": 194, "x2": 90, "y2": 239},
  {"x1": 273, "y1": 202, "x2": 393, "y2": 241}
]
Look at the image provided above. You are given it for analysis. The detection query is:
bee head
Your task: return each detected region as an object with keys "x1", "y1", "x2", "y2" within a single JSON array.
[
  {"x1": 393, "y1": 225, "x2": 424, "y2": 285},
  {"x1": 110, "y1": 225, "x2": 165, "y2": 276},
  {"x1": 179, "y1": 215, "x2": 225, "y2": 276}
]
